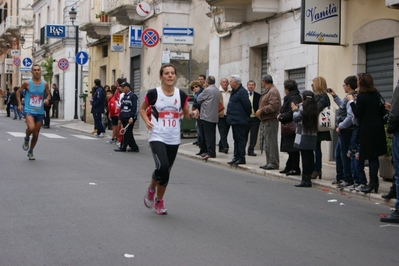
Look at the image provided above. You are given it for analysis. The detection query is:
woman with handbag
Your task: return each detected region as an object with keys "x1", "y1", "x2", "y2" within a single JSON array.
[
  {"x1": 311, "y1": 76, "x2": 332, "y2": 179},
  {"x1": 291, "y1": 91, "x2": 319, "y2": 187},
  {"x1": 278, "y1": 79, "x2": 302, "y2": 176},
  {"x1": 347, "y1": 73, "x2": 387, "y2": 194}
]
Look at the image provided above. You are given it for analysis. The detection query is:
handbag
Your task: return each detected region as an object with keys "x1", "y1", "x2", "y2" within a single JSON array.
[
  {"x1": 218, "y1": 102, "x2": 224, "y2": 113},
  {"x1": 281, "y1": 121, "x2": 296, "y2": 136},
  {"x1": 318, "y1": 105, "x2": 335, "y2": 131}
]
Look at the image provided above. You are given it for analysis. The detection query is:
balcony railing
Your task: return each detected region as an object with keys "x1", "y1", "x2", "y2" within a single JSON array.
[{"x1": 0, "y1": 16, "x2": 20, "y2": 37}]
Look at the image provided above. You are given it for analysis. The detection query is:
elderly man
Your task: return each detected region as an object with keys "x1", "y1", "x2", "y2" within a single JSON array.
[
  {"x1": 245, "y1": 80, "x2": 261, "y2": 156},
  {"x1": 218, "y1": 77, "x2": 231, "y2": 154},
  {"x1": 226, "y1": 75, "x2": 252, "y2": 165},
  {"x1": 197, "y1": 76, "x2": 220, "y2": 160},
  {"x1": 256, "y1": 74, "x2": 281, "y2": 170}
]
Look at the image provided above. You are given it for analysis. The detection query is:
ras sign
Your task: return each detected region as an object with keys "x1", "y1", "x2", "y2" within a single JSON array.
[{"x1": 46, "y1": 24, "x2": 66, "y2": 39}]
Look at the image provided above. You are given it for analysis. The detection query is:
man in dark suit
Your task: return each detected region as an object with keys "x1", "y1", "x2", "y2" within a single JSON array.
[{"x1": 245, "y1": 80, "x2": 261, "y2": 156}]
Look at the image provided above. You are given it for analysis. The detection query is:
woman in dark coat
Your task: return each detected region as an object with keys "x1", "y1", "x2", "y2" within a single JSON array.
[
  {"x1": 348, "y1": 73, "x2": 386, "y2": 194},
  {"x1": 278, "y1": 79, "x2": 302, "y2": 175},
  {"x1": 312, "y1": 76, "x2": 332, "y2": 179}
]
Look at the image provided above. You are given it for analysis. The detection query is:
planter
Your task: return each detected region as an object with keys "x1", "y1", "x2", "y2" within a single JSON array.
[
  {"x1": 379, "y1": 155, "x2": 394, "y2": 181},
  {"x1": 100, "y1": 15, "x2": 108, "y2": 22}
]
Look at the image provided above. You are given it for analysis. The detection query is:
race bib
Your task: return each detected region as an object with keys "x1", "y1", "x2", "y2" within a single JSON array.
[
  {"x1": 30, "y1": 95, "x2": 43, "y2": 107},
  {"x1": 159, "y1": 111, "x2": 179, "y2": 129}
]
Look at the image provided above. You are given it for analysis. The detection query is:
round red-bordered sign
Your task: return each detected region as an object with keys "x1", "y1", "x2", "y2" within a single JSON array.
[
  {"x1": 141, "y1": 28, "x2": 160, "y2": 48},
  {"x1": 58, "y1": 58, "x2": 69, "y2": 70},
  {"x1": 13, "y1": 57, "x2": 21, "y2": 66}
]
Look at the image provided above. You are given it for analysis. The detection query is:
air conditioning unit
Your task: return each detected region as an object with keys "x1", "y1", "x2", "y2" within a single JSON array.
[{"x1": 386, "y1": 0, "x2": 399, "y2": 9}]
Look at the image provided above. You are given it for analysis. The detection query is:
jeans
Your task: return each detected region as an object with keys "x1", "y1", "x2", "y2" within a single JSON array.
[
  {"x1": 12, "y1": 104, "x2": 21, "y2": 119},
  {"x1": 335, "y1": 130, "x2": 353, "y2": 183},
  {"x1": 351, "y1": 155, "x2": 367, "y2": 185},
  {"x1": 392, "y1": 131, "x2": 399, "y2": 208}
]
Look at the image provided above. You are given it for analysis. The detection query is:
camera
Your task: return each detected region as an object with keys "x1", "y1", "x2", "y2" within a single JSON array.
[{"x1": 327, "y1": 88, "x2": 332, "y2": 93}]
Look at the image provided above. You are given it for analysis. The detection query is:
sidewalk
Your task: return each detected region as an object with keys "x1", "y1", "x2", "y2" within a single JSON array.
[{"x1": 61, "y1": 121, "x2": 395, "y2": 207}]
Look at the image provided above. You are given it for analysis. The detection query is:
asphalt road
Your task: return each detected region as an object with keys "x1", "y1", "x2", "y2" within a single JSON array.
[{"x1": 1, "y1": 117, "x2": 398, "y2": 266}]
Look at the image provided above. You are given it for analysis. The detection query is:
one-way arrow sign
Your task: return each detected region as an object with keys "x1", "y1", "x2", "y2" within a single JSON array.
[
  {"x1": 163, "y1": 27, "x2": 194, "y2": 36},
  {"x1": 75, "y1": 51, "x2": 88, "y2": 65}
]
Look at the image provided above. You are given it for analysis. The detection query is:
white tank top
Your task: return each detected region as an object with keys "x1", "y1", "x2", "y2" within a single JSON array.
[{"x1": 148, "y1": 87, "x2": 181, "y2": 145}]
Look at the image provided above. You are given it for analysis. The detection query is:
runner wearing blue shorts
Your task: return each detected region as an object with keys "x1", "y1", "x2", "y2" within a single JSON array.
[{"x1": 17, "y1": 64, "x2": 51, "y2": 160}]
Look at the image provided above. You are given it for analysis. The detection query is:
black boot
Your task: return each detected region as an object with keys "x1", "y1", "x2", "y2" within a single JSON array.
[
  {"x1": 295, "y1": 174, "x2": 312, "y2": 188},
  {"x1": 381, "y1": 178, "x2": 397, "y2": 199},
  {"x1": 380, "y1": 208, "x2": 399, "y2": 223}
]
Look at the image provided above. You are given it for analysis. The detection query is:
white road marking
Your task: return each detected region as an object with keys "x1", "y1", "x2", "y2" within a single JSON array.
[
  {"x1": 71, "y1": 135, "x2": 97, "y2": 139},
  {"x1": 7, "y1": 132, "x2": 26, "y2": 137},
  {"x1": 40, "y1": 133, "x2": 66, "y2": 139}
]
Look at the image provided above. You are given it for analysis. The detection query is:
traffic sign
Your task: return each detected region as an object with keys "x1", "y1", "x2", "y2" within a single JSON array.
[
  {"x1": 11, "y1": 50, "x2": 20, "y2": 56},
  {"x1": 162, "y1": 27, "x2": 194, "y2": 45},
  {"x1": 136, "y1": 2, "x2": 151, "y2": 17},
  {"x1": 141, "y1": 28, "x2": 160, "y2": 48},
  {"x1": 111, "y1": 34, "x2": 124, "y2": 52},
  {"x1": 13, "y1": 57, "x2": 21, "y2": 66},
  {"x1": 20, "y1": 67, "x2": 31, "y2": 72},
  {"x1": 129, "y1": 26, "x2": 143, "y2": 47},
  {"x1": 58, "y1": 58, "x2": 69, "y2": 70},
  {"x1": 22, "y1": 57, "x2": 32, "y2": 67},
  {"x1": 76, "y1": 51, "x2": 89, "y2": 65}
]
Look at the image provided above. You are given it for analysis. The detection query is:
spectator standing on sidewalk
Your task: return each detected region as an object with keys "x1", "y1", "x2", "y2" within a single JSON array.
[
  {"x1": 245, "y1": 80, "x2": 261, "y2": 157},
  {"x1": 141, "y1": 63, "x2": 193, "y2": 215},
  {"x1": 347, "y1": 73, "x2": 386, "y2": 194},
  {"x1": 51, "y1": 84, "x2": 61, "y2": 118},
  {"x1": 227, "y1": 74, "x2": 252, "y2": 165},
  {"x1": 43, "y1": 92, "x2": 52, "y2": 128},
  {"x1": 278, "y1": 79, "x2": 302, "y2": 176},
  {"x1": 91, "y1": 79, "x2": 106, "y2": 138},
  {"x1": 10, "y1": 86, "x2": 22, "y2": 120},
  {"x1": 218, "y1": 77, "x2": 231, "y2": 154},
  {"x1": 311, "y1": 76, "x2": 332, "y2": 179},
  {"x1": 256, "y1": 74, "x2": 281, "y2": 170},
  {"x1": 5, "y1": 88, "x2": 10, "y2": 117},
  {"x1": 197, "y1": 76, "x2": 220, "y2": 160},
  {"x1": 329, "y1": 76, "x2": 357, "y2": 187},
  {"x1": 380, "y1": 82, "x2": 399, "y2": 223},
  {"x1": 189, "y1": 80, "x2": 203, "y2": 147},
  {"x1": 291, "y1": 91, "x2": 319, "y2": 187}
]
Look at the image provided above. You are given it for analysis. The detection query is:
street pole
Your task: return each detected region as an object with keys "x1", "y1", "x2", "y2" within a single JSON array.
[{"x1": 74, "y1": 25, "x2": 78, "y2": 119}]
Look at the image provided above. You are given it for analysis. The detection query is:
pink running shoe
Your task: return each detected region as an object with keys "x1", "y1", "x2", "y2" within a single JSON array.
[
  {"x1": 153, "y1": 198, "x2": 167, "y2": 215},
  {"x1": 143, "y1": 187, "x2": 155, "y2": 208}
]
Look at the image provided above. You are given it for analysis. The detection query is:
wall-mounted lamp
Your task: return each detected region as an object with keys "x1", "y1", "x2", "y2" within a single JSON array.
[{"x1": 20, "y1": 36, "x2": 36, "y2": 51}]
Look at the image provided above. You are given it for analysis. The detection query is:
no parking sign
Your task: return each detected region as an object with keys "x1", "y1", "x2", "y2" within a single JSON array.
[
  {"x1": 141, "y1": 28, "x2": 160, "y2": 48},
  {"x1": 58, "y1": 58, "x2": 69, "y2": 70}
]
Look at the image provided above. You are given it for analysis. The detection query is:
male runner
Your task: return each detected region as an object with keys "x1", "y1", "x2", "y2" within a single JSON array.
[{"x1": 17, "y1": 64, "x2": 51, "y2": 160}]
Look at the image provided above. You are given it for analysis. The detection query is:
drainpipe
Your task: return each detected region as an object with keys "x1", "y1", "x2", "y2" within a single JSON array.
[{"x1": 341, "y1": 0, "x2": 349, "y2": 47}]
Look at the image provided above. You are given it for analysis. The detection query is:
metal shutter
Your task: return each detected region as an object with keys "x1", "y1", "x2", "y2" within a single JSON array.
[
  {"x1": 261, "y1": 47, "x2": 268, "y2": 93},
  {"x1": 131, "y1": 56, "x2": 141, "y2": 129},
  {"x1": 288, "y1": 68, "x2": 306, "y2": 92},
  {"x1": 366, "y1": 38, "x2": 394, "y2": 103}
]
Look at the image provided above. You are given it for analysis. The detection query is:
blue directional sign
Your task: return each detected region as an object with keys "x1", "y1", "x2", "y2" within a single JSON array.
[
  {"x1": 46, "y1": 24, "x2": 66, "y2": 38},
  {"x1": 22, "y1": 57, "x2": 32, "y2": 67},
  {"x1": 162, "y1": 27, "x2": 194, "y2": 45},
  {"x1": 76, "y1": 51, "x2": 89, "y2": 65},
  {"x1": 129, "y1": 26, "x2": 143, "y2": 47},
  {"x1": 163, "y1": 27, "x2": 194, "y2": 36}
]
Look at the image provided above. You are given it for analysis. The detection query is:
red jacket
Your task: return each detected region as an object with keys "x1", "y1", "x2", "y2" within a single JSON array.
[{"x1": 108, "y1": 96, "x2": 119, "y2": 117}]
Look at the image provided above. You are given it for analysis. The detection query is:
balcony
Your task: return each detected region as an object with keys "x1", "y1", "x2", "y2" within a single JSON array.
[
  {"x1": 206, "y1": 0, "x2": 278, "y2": 23},
  {"x1": 79, "y1": 21, "x2": 111, "y2": 39},
  {"x1": 105, "y1": 0, "x2": 149, "y2": 26},
  {"x1": 0, "y1": 16, "x2": 20, "y2": 40}
]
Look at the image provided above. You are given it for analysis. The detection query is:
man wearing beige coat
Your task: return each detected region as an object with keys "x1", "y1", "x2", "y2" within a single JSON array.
[{"x1": 256, "y1": 74, "x2": 282, "y2": 170}]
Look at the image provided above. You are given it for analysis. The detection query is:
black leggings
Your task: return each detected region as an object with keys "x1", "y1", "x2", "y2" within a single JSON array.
[{"x1": 150, "y1": 141, "x2": 179, "y2": 187}]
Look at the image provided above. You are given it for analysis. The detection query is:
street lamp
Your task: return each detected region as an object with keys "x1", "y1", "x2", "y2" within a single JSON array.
[
  {"x1": 69, "y1": 7, "x2": 79, "y2": 120},
  {"x1": 19, "y1": 36, "x2": 36, "y2": 51}
]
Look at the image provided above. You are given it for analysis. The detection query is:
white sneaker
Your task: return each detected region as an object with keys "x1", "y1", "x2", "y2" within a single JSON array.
[
  {"x1": 106, "y1": 139, "x2": 115, "y2": 144},
  {"x1": 97, "y1": 133, "x2": 105, "y2": 138}
]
